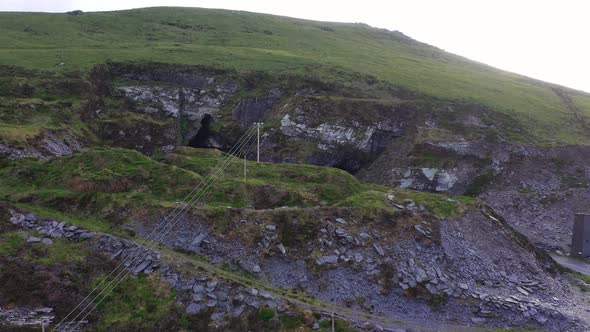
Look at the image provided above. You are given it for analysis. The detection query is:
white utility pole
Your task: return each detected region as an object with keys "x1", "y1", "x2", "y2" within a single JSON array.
[
  {"x1": 256, "y1": 122, "x2": 263, "y2": 163},
  {"x1": 331, "y1": 312, "x2": 335, "y2": 332}
]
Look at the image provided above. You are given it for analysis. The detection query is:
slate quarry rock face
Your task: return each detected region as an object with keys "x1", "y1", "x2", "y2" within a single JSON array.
[
  {"x1": 125, "y1": 202, "x2": 589, "y2": 332},
  {"x1": 5, "y1": 62, "x2": 590, "y2": 254},
  {"x1": 88, "y1": 63, "x2": 418, "y2": 174},
  {"x1": 0, "y1": 130, "x2": 83, "y2": 161},
  {"x1": 2, "y1": 167, "x2": 590, "y2": 331}
]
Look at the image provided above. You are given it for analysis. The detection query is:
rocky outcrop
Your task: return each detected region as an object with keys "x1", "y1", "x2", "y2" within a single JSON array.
[
  {"x1": 129, "y1": 200, "x2": 589, "y2": 331},
  {"x1": 6, "y1": 61, "x2": 589, "y2": 256},
  {"x1": 480, "y1": 146, "x2": 590, "y2": 251},
  {"x1": 9, "y1": 211, "x2": 97, "y2": 242},
  {"x1": 87, "y1": 63, "x2": 417, "y2": 173},
  {"x1": 233, "y1": 89, "x2": 281, "y2": 127},
  {"x1": 396, "y1": 167, "x2": 459, "y2": 192},
  {"x1": 114, "y1": 81, "x2": 236, "y2": 121},
  {"x1": 0, "y1": 306, "x2": 54, "y2": 328},
  {"x1": 0, "y1": 130, "x2": 82, "y2": 160}
]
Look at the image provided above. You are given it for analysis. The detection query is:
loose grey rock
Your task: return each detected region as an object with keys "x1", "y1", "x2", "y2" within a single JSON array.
[
  {"x1": 79, "y1": 232, "x2": 96, "y2": 239},
  {"x1": 316, "y1": 255, "x2": 339, "y2": 265},
  {"x1": 535, "y1": 314, "x2": 548, "y2": 324},
  {"x1": 193, "y1": 284, "x2": 205, "y2": 293},
  {"x1": 415, "y1": 268, "x2": 427, "y2": 283},
  {"x1": 470, "y1": 317, "x2": 486, "y2": 324},
  {"x1": 111, "y1": 249, "x2": 123, "y2": 259},
  {"x1": 211, "y1": 312, "x2": 225, "y2": 321},
  {"x1": 425, "y1": 283, "x2": 438, "y2": 294},
  {"x1": 27, "y1": 237, "x2": 42, "y2": 243},
  {"x1": 191, "y1": 233, "x2": 208, "y2": 246},
  {"x1": 276, "y1": 243, "x2": 286, "y2": 254},
  {"x1": 207, "y1": 280, "x2": 218, "y2": 289},
  {"x1": 335, "y1": 228, "x2": 347, "y2": 237},
  {"x1": 217, "y1": 291, "x2": 228, "y2": 301},
  {"x1": 359, "y1": 232, "x2": 371, "y2": 240},
  {"x1": 265, "y1": 224, "x2": 276, "y2": 231},
  {"x1": 165, "y1": 277, "x2": 178, "y2": 288},
  {"x1": 373, "y1": 244, "x2": 385, "y2": 256},
  {"x1": 133, "y1": 260, "x2": 151, "y2": 275},
  {"x1": 516, "y1": 286, "x2": 529, "y2": 296},
  {"x1": 41, "y1": 238, "x2": 53, "y2": 245},
  {"x1": 259, "y1": 291, "x2": 273, "y2": 300},
  {"x1": 49, "y1": 230, "x2": 64, "y2": 238},
  {"x1": 354, "y1": 253, "x2": 364, "y2": 263},
  {"x1": 185, "y1": 303, "x2": 203, "y2": 314},
  {"x1": 24, "y1": 214, "x2": 37, "y2": 222},
  {"x1": 233, "y1": 305, "x2": 246, "y2": 317},
  {"x1": 192, "y1": 293, "x2": 204, "y2": 302},
  {"x1": 35, "y1": 307, "x2": 53, "y2": 314},
  {"x1": 247, "y1": 300, "x2": 260, "y2": 309}
]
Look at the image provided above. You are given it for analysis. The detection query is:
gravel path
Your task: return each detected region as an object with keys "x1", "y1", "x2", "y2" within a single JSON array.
[{"x1": 550, "y1": 254, "x2": 590, "y2": 275}]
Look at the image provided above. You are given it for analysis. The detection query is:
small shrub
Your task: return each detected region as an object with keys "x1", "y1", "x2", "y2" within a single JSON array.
[
  {"x1": 258, "y1": 307, "x2": 275, "y2": 321},
  {"x1": 429, "y1": 292, "x2": 449, "y2": 311},
  {"x1": 279, "y1": 314, "x2": 303, "y2": 329},
  {"x1": 379, "y1": 263, "x2": 396, "y2": 293}
]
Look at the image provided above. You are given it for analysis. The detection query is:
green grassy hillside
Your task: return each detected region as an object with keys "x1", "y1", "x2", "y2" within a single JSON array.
[
  {"x1": 0, "y1": 146, "x2": 474, "y2": 232},
  {"x1": 0, "y1": 7, "x2": 589, "y2": 144}
]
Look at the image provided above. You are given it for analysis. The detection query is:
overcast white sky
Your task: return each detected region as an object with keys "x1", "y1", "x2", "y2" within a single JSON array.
[{"x1": 2, "y1": 0, "x2": 589, "y2": 93}]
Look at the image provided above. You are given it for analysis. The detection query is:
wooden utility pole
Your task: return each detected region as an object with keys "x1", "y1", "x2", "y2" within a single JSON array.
[{"x1": 244, "y1": 153, "x2": 247, "y2": 181}]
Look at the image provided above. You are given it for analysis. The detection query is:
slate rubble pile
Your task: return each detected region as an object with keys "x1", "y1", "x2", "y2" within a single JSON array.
[
  {"x1": 9, "y1": 211, "x2": 97, "y2": 242},
  {"x1": 0, "y1": 306, "x2": 54, "y2": 327},
  {"x1": 4, "y1": 209, "x2": 290, "y2": 329},
  {"x1": 269, "y1": 204, "x2": 588, "y2": 331},
  {"x1": 133, "y1": 199, "x2": 589, "y2": 331},
  {"x1": 5, "y1": 205, "x2": 589, "y2": 331}
]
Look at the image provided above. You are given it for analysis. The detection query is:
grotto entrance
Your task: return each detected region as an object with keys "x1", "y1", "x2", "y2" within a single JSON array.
[{"x1": 188, "y1": 114, "x2": 213, "y2": 148}]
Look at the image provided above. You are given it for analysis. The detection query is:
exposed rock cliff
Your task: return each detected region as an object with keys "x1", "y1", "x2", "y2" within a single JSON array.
[{"x1": 71, "y1": 63, "x2": 590, "y2": 254}]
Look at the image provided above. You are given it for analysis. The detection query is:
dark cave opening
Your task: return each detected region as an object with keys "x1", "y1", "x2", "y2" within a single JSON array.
[{"x1": 188, "y1": 114, "x2": 213, "y2": 148}]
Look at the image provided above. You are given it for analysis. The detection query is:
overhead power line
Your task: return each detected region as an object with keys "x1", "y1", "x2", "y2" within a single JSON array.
[{"x1": 53, "y1": 124, "x2": 258, "y2": 331}]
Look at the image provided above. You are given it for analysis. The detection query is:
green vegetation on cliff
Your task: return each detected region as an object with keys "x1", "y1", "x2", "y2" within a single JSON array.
[
  {"x1": 1, "y1": 7, "x2": 589, "y2": 144},
  {"x1": 0, "y1": 147, "x2": 474, "y2": 231}
]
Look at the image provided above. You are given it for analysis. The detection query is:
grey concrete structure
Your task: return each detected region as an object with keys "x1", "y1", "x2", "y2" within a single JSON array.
[{"x1": 571, "y1": 213, "x2": 590, "y2": 257}]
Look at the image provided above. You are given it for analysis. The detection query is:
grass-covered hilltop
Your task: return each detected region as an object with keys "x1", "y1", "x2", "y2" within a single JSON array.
[
  {"x1": 1, "y1": 6, "x2": 590, "y2": 332},
  {"x1": 0, "y1": 6, "x2": 589, "y2": 144}
]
